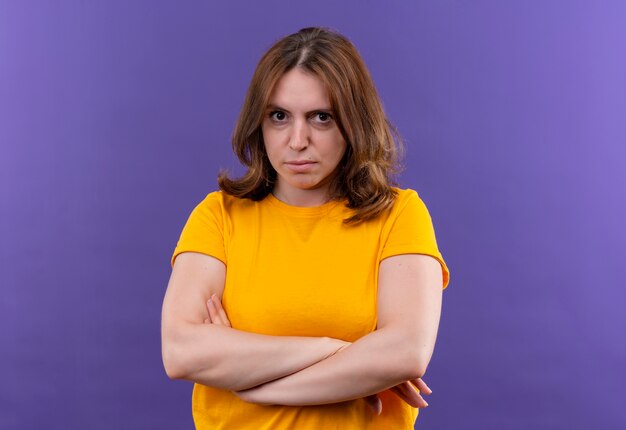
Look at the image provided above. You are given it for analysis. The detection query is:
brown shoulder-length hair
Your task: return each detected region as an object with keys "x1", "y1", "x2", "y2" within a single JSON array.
[{"x1": 218, "y1": 26, "x2": 404, "y2": 223}]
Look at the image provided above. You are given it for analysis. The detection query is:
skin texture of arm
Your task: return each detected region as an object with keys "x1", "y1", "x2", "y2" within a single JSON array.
[
  {"x1": 205, "y1": 294, "x2": 432, "y2": 413},
  {"x1": 233, "y1": 253, "x2": 443, "y2": 406},
  {"x1": 161, "y1": 252, "x2": 349, "y2": 391}
]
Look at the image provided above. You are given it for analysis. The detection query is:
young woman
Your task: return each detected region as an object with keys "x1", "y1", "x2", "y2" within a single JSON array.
[{"x1": 161, "y1": 26, "x2": 450, "y2": 429}]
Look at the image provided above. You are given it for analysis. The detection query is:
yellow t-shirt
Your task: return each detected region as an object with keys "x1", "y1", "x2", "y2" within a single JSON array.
[{"x1": 171, "y1": 188, "x2": 450, "y2": 430}]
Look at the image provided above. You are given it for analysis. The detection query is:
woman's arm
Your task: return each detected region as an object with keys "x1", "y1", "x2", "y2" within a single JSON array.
[
  {"x1": 161, "y1": 252, "x2": 348, "y2": 391},
  {"x1": 204, "y1": 297, "x2": 432, "y2": 413},
  {"x1": 234, "y1": 254, "x2": 443, "y2": 406}
]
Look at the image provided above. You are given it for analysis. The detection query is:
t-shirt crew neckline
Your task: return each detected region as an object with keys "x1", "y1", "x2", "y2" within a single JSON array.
[{"x1": 265, "y1": 192, "x2": 345, "y2": 217}]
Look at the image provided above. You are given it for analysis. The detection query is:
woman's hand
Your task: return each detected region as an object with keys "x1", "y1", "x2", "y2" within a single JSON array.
[
  {"x1": 391, "y1": 377, "x2": 432, "y2": 408},
  {"x1": 363, "y1": 378, "x2": 431, "y2": 415},
  {"x1": 204, "y1": 293, "x2": 231, "y2": 327},
  {"x1": 203, "y1": 296, "x2": 432, "y2": 413}
]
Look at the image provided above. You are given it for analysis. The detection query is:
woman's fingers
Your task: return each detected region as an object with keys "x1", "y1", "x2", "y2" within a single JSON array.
[
  {"x1": 367, "y1": 386, "x2": 428, "y2": 414},
  {"x1": 364, "y1": 394, "x2": 382, "y2": 415},
  {"x1": 207, "y1": 298, "x2": 227, "y2": 326},
  {"x1": 390, "y1": 386, "x2": 413, "y2": 406},
  {"x1": 206, "y1": 299, "x2": 220, "y2": 324},
  {"x1": 211, "y1": 294, "x2": 232, "y2": 327},
  {"x1": 394, "y1": 382, "x2": 428, "y2": 408},
  {"x1": 393, "y1": 383, "x2": 420, "y2": 408},
  {"x1": 410, "y1": 378, "x2": 432, "y2": 395},
  {"x1": 204, "y1": 300, "x2": 213, "y2": 324},
  {"x1": 204, "y1": 294, "x2": 232, "y2": 327}
]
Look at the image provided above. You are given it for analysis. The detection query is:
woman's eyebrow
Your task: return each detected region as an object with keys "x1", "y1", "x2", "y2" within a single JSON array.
[{"x1": 266, "y1": 104, "x2": 334, "y2": 114}]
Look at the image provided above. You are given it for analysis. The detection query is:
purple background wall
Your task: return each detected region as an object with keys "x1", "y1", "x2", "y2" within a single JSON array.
[{"x1": 2, "y1": 1, "x2": 625, "y2": 429}]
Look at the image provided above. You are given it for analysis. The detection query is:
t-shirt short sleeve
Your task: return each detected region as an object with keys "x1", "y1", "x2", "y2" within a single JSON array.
[
  {"x1": 170, "y1": 191, "x2": 226, "y2": 268},
  {"x1": 380, "y1": 189, "x2": 450, "y2": 289}
]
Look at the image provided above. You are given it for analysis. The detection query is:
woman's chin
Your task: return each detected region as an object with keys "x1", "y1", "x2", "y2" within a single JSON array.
[{"x1": 282, "y1": 177, "x2": 322, "y2": 191}]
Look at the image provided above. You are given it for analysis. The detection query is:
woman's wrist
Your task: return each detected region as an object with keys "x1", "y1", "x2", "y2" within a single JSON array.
[{"x1": 323, "y1": 337, "x2": 351, "y2": 359}]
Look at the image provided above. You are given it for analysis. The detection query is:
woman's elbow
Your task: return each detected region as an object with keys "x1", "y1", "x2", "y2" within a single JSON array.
[
  {"x1": 161, "y1": 322, "x2": 223, "y2": 383},
  {"x1": 403, "y1": 361, "x2": 426, "y2": 381},
  {"x1": 163, "y1": 361, "x2": 182, "y2": 380},
  {"x1": 161, "y1": 322, "x2": 195, "y2": 380},
  {"x1": 162, "y1": 339, "x2": 186, "y2": 380},
  {"x1": 402, "y1": 346, "x2": 433, "y2": 380}
]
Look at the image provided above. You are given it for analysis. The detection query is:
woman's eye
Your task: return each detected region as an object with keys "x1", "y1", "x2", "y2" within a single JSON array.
[
  {"x1": 269, "y1": 111, "x2": 287, "y2": 122},
  {"x1": 314, "y1": 112, "x2": 332, "y2": 123}
]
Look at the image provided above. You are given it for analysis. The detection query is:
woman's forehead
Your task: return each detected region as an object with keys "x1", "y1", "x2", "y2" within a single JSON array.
[{"x1": 267, "y1": 68, "x2": 331, "y2": 111}]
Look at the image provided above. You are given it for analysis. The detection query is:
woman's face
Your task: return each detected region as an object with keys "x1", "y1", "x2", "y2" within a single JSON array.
[{"x1": 261, "y1": 67, "x2": 347, "y2": 205}]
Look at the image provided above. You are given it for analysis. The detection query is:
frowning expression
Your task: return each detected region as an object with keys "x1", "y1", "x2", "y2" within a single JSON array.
[{"x1": 261, "y1": 67, "x2": 347, "y2": 203}]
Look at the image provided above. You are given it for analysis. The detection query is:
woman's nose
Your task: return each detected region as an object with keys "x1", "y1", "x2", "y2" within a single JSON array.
[{"x1": 288, "y1": 120, "x2": 309, "y2": 151}]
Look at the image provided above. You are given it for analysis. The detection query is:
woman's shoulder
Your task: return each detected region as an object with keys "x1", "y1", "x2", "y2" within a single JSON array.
[
  {"x1": 391, "y1": 186, "x2": 419, "y2": 198},
  {"x1": 196, "y1": 190, "x2": 225, "y2": 210},
  {"x1": 390, "y1": 187, "x2": 423, "y2": 208},
  {"x1": 356, "y1": 187, "x2": 423, "y2": 227},
  {"x1": 197, "y1": 190, "x2": 259, "y2": 213},
  {"x1": 383, "y1": 187, "x2": 436, "y2": 225}
]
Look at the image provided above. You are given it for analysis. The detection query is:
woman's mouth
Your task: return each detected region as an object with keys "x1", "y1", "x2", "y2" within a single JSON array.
[{"x1": 284, "y1": 160, "x2": 317, "y2": 172}]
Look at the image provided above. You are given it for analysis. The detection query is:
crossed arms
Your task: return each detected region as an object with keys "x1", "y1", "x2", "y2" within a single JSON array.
[{"x1": 161, "y1": 251, "x2": 442, "y2": 411}]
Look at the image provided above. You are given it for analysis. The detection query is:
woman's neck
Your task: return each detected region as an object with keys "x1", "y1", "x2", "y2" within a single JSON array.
[{"x1": 271, "y1": 185, "x2": 332, "y2": 207}]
